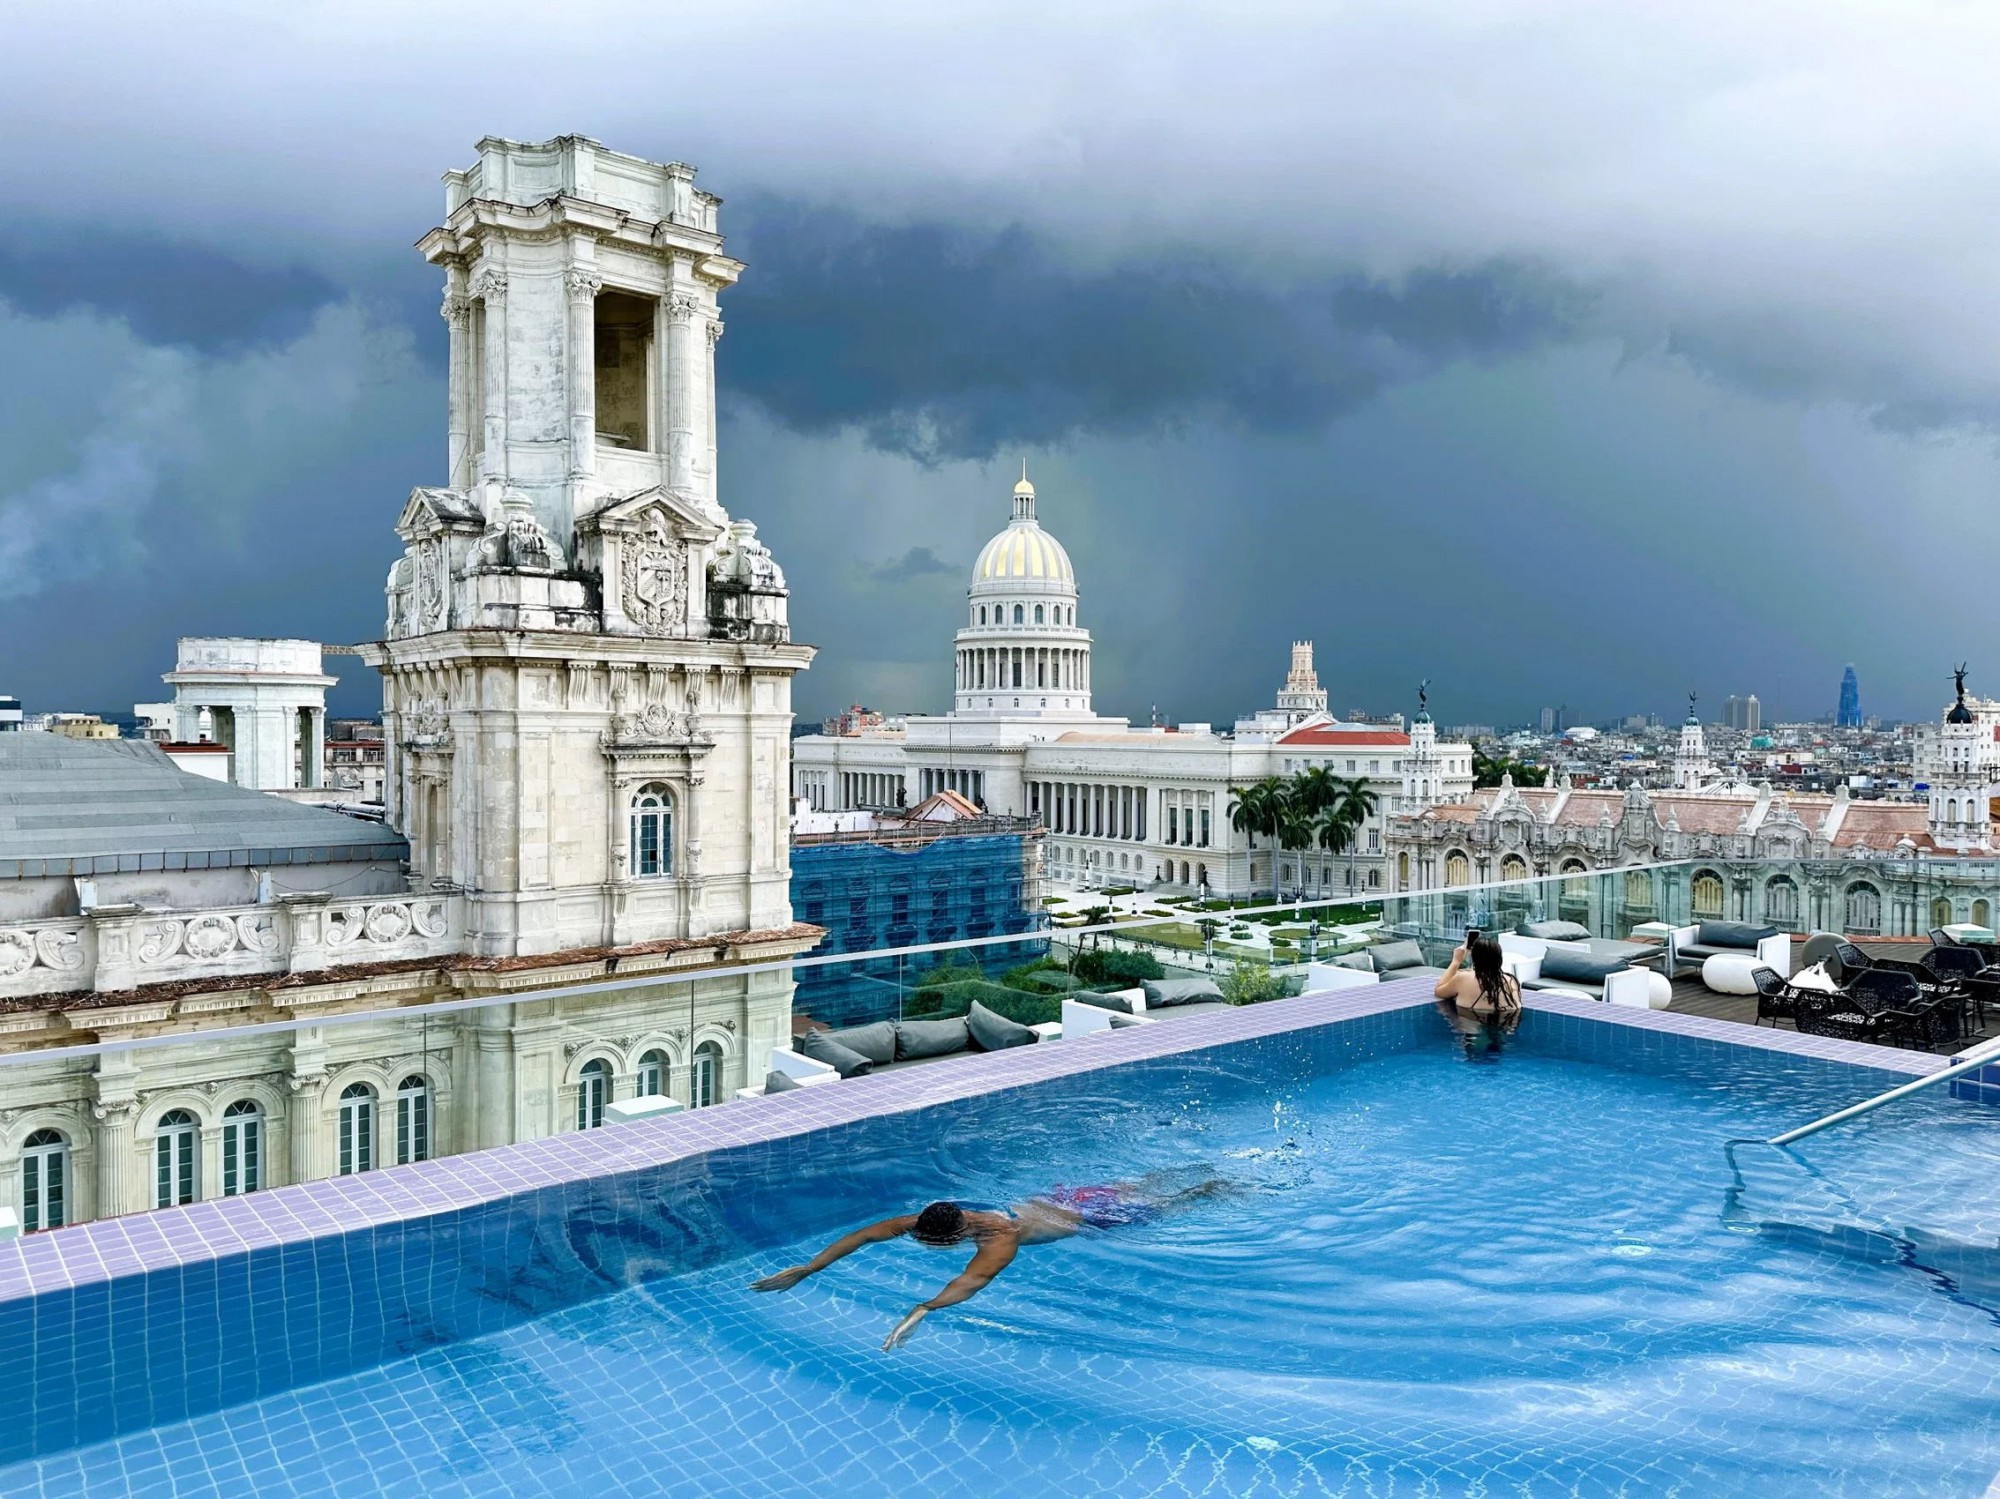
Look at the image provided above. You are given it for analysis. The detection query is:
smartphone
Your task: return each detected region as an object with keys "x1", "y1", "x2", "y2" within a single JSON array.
[{"x1": 1464, "y1": 928, "x2": 1479, "y2": 949}]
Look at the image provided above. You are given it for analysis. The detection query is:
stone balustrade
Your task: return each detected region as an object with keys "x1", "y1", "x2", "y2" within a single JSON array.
[{"x1": 0, "y1": 893, "x2": 464, "y2": 998}]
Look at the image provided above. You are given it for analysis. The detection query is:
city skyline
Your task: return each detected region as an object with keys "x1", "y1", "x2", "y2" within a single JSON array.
[{"x1": 5, "y1": 6, "x2": 2000, "y2": 727}]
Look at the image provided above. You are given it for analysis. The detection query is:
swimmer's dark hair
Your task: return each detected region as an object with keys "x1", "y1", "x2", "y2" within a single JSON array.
[{"x1": 912, "y1": 1201, "x2": 965, "y2": 1245}]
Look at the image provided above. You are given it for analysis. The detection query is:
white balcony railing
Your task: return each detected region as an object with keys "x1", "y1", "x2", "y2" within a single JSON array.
[{"x1": 0, "y1": 892, "x2": 465, "y2": 999}]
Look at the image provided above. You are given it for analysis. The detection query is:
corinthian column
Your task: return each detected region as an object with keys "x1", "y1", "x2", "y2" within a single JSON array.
[
  {"x1": 565, "y1": 266, "x2": 601, "y2": 486},
  {"x1": 471, "y1": 264, "x2": 509, "y2": 483},
  {"x1": 440, "y1": 267, "x2": 474, "y2": 490},
  {"x1": 666, "y1": 292, "x2": 699, "y2": 498}
]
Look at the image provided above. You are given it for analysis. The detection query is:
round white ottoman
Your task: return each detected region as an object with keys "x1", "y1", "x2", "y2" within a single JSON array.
[
  {"x1": 1701, "y1": 953, "x2": 1762, "y2": 996},
  {"x1": 1645, "y1": 970, "x2": 1673, "y2": 1008}
]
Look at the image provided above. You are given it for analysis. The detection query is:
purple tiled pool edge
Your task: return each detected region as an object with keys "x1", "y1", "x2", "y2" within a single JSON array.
[{"x1": 0, "y1": 980, "x2": 1948, "y2": 1304}]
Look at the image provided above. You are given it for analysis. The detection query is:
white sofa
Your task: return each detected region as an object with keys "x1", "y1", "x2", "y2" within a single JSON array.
[
  {"x1": 733, "y1": 1046, "x2": 842, "y2": 1100},
  {"x1": 1666, "y1": 922, "x2": 1791, "y2": 982},
  {"x1": 1498, "y1": 934, "x2": 1667, "y2": 1009}
]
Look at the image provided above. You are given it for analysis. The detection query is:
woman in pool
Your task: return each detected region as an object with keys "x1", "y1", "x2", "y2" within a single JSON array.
[
  {"x1": 1434, "y1": 932, "x2": 1521, "y2": 1016},
  {"x1": 751, "y1": 1172, "x2": 1234, "y2": 1349}
]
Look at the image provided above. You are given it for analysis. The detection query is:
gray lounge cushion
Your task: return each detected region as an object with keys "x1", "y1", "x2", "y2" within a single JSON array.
[
  {"x1": 1370, "y1": 940, "x2": 1428, "y2": 973},
  {"x1": 1523, "y1": 919, "x2": 1591, "y2": 941},
  {"x1": 1332, "y1": 951, "x2": 1377, "y2": 972},
  {"x1": 762, "y1": 1068, "x2": 803, "y2": 1093},
  {"x1": 1142, "y1": 977, "x2": 1226, "y2": 1007},
  {"x1": 1696, "y1": 920, "x2": 1778, "y2": 950},
  {"x1": 1072, "y1": 991, "x2": 1136, "y2": 1014},
  {"x1": 966, "y1": 1000, "x2": 1037, "y2": 1052},
  {"x1": 826, "y1": 1021, "x2": 898, "y2": 1066},
  {"x1": 893, "y1": 1016, "x2": 970, "y2": 1060},
  {"x1": 798, "y1": 1029, "x2": 872, "y2": 1077},
  {"x1": 1538, "y1": 948, "x2": 1628, "y2": 984}
]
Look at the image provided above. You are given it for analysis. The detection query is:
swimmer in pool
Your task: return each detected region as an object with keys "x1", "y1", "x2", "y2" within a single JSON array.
[{"x1": 751, "y1": 1170, "x2": 1236, "y2": 1349}]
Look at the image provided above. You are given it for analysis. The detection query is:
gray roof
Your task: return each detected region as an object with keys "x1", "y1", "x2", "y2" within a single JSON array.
[{"x1": 0, "y1": 737, "x2": 408, "y2": 878}]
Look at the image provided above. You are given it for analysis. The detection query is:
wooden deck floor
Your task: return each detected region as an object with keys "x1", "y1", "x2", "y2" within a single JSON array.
[{"x1": 1661, "y1": 937, "x2": 2000, "y2": 1047}]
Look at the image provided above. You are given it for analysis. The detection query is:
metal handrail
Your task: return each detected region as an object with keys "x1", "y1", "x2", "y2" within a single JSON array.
[{"x1": 1764, "y1": 1033, "x2": 2000, "y2": 1147}]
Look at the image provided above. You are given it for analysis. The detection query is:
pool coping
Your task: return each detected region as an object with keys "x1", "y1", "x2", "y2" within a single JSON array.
[{"x1": 0, "y1": 981, "x2": 1948, "y2": 1304}]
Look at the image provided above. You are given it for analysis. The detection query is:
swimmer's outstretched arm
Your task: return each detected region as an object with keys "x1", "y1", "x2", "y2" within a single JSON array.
[
  {"x1": 883, "y1": 1234, "x2": 1019, "y2": 1351},
  {"x1": 751, "y1": 1214, "x2": 917, "y2": 1292}
]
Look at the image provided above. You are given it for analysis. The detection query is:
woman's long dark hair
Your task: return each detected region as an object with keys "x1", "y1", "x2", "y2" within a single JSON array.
[{"x1": 1468, "y1": 934, "x2": 1519, "y2": 1012}]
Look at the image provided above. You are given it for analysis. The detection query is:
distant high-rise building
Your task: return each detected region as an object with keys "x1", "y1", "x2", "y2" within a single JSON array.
[
  {"x1": 1538, "y1": 706, "x2": 1565, "y2": 735},
  {"x1": 1724, "y1": 694, "x2": 1762, "y2": 734},
  {"x1": 1837, "y1": 665, "x2": 1862, "y2": 728}
]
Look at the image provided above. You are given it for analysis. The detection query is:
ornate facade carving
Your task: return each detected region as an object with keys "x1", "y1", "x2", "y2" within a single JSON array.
[{"x1": 617, "y1": 509, "x2": 690, "y2": 634}]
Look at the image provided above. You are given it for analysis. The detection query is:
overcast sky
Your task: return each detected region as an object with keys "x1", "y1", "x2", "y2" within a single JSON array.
[{"x1": 3, "y1": 1, "x2": 1997, "y2": 728}]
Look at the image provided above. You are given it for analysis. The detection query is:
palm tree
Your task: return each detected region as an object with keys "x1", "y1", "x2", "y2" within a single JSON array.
[
  {"x1": 1228, "y1": 776, "x2": 1290, "y2": 904},
  {"x1": 1313, "y1": 805, "x2": 1356, "y2": 899},
  {"x1": 1329, "y1": 775, "x2": 1380, "y2": 895}
]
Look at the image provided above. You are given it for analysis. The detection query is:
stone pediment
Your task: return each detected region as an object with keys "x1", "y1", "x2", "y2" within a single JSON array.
[
  {"x1": 395, "y1": 486, "x2": 485, "y2": 542},
  {"x1": 577, "y1": 486, "x2": 725, "y2": 546},
  {"x1": 575, "y1": 488, "x2": 725, "y2": 638}
]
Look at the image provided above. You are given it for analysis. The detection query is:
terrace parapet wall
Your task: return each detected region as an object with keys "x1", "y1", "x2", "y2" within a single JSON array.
[{"x1": 0, "y1": 893, "x2": 465, "y2": 999}]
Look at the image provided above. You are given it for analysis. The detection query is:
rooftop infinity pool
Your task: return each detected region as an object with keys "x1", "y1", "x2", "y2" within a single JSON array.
[{"x1": 3, "y1": 995, "x2": 1998, "y2": 1496}]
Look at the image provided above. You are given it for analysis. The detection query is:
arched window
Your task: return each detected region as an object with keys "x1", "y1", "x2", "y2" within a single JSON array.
[
  {"x1": 1367, "y1": 869, "x2": 1381, "y2": 889},
  {"x1": 396, "y1": 1076, "x2": 431, "y2": 1165},
  {"x1": 1034, "y1": 604, "x2": 1045, "y2": 624},
  {"x1": 638, "y1": 1049, "x2": 669, "y2": 1097},
  {"x1": 221, "y1": 1100, "x2": 261, "y2": 1196},
  {"x1": 1691, "y1": 871, "x2": 1726, "y2": 919},
  {"x1": 1844, "y1": 883, "x2": 1882, "y2": 935},
  {"x1": 20, "y1": 1128, "x2": 67, "y2": 1232},
  {"x1": 1932, "y1": 896, "x2": 1955, "y2": 929},
  {"x1": 689, "y1": 1042, "x2": 724, "y2": 1110},
  {"x1": 977, "y1": 605, "x2": 986, "y2": 625},
  {"x1": 1013, "y1": 604, "x2": 1024, "y2": 624},
  {"x1": 577, "y1": 1058, "x2": 612, "y2": 1130},
  {"x1": 1977, "y1": 899, "x2": 1992, "y2": 928},
  {"x1": 1197, "y1": 864, "x2": 1208, "y2": 889},
  {"x1": 1561, "y1": 859, "x2": 1589, "y2": 897},
  {"x1": 1765, "y1": 876, "x2": 1799, "y2": 927},
  {"x1": 630, "y1": 783, "x2": 673, "y2": 878},
  {"x1": 1500, "y1": 854, "x2": 1529, "y2": 884},
  {"x1": 1397, "y1": 852, "x2": 1410, "y2": 888},
  {"x1": 1624, "y1": 869, "x2": 1653, "y2": 910},
  {"x1": 1444, "y1": 851, "x2": 1471, "y2": 888},
  {"x1": 155, "y1": 1109, "x2": 199, "y2": 1208},
  {"x1": 338, "y1": 1084, "x2": 375, "y2": 1176}
]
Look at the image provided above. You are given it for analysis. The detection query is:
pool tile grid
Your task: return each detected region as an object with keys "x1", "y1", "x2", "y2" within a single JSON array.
[
  {"x1": 0, "y1": 975, "x2": 1952, "y2": 1308},
  {"x1": 0, "y1": 981, "x2": 1437, "y2": 1305}
]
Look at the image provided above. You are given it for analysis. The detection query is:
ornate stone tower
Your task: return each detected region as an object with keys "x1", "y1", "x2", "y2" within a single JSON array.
[
  {"x1": 1927, "y1": 665, "x2": 1995, "y2": 852},
  {"x1": 364, "y1": 136, "x2": 814, "y2": 958},
  {"x1": 1274, "y1": 641, "x2": 1328, "y2": 725},
  {"x1": 1673, "y1": 693, "x2": 1711, "y2": 791}
]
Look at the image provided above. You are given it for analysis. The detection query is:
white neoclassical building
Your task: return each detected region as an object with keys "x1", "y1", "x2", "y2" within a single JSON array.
[
  {"x1": 1383, "y1": 672, "x2": 2000, "y2": 939},
  {"x1": 794, "y1": 477, "x2": 1475, "y2": 896},
  {"x1": 0, "y1": 136, "x2": 816, "y2": 1235}
]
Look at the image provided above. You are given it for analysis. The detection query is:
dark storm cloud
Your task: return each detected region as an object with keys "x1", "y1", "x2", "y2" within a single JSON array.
[
  {"x1": 0, "y1": 226, "x2": 343, "y2": 354},
  {"x1": 721, "y1": 200, "x2": 1593, "y2": 461},
  {"x1": 866, "y1": 546, "x2": 958, "y2": 584}
]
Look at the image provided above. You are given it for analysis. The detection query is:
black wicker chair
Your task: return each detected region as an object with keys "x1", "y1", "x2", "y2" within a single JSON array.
[
  {"x1": 1750, "y1": 965, "x2": 1797, "y2": 1027},
  {"x1": 1792, "y1": 987, "x2": 1928, "y2": 1048}
]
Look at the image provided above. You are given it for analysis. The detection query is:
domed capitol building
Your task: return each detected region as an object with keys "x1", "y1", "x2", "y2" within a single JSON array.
[{"x1": 793, "y1": 473, "x2": 1477, "y2": 896}]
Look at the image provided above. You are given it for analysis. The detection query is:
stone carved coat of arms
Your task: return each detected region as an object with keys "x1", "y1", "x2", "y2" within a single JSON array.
[{"x1": 620, "y1": 510, "x2": 689, "y2": 633}]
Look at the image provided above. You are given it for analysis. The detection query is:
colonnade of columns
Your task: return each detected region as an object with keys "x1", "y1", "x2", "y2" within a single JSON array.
[
  {"x1": 957, "y1": 646, "x2": 1089, "y2": 693},
  {"x1": 1030, "y1": 781, "x2": 1148, "y2": 841},
  {"x1": 840, "y1": 771, "x2": 904, "y2": 808}
]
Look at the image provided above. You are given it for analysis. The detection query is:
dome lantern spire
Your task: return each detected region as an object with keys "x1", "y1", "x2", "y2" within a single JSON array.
[{"x1": 1012, "y1": 459, "x2": 1035, "y2": 522}]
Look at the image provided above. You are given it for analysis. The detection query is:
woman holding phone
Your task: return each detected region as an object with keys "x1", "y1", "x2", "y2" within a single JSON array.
[{"x1": 1433, "y1": 931, "x2": 1521, "y2": 1016}]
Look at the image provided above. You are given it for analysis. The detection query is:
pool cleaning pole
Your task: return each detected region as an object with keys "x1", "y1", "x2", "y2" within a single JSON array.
[{"x1": 1768, "y1": 1033, "x2": 2000, "y2": 1148}]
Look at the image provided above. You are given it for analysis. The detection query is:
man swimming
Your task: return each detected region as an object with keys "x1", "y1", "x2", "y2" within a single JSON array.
[{"x1": 751, "y1": 1171, "x2": 1235, "y2": 1349}]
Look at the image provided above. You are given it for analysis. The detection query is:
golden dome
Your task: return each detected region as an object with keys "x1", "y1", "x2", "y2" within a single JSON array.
[{"x1": 972, "y1": 523, "x2": 1074, "y2": 585}]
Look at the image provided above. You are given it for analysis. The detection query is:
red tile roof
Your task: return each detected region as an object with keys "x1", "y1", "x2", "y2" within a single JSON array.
[{"x1": 1277, "y1": 726, "x2": 1411, "y2": 747}]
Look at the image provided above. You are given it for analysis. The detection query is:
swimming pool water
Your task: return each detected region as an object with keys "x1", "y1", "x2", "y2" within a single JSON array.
[{"x1": 8, "y1": 1008, "x2": 2000, "y2": 1497}]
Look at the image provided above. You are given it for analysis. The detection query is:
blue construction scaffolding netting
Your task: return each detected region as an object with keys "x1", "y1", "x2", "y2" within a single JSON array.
[{"x1": 790, "y1": 828, "x2": 1048, "y2": 1027}]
